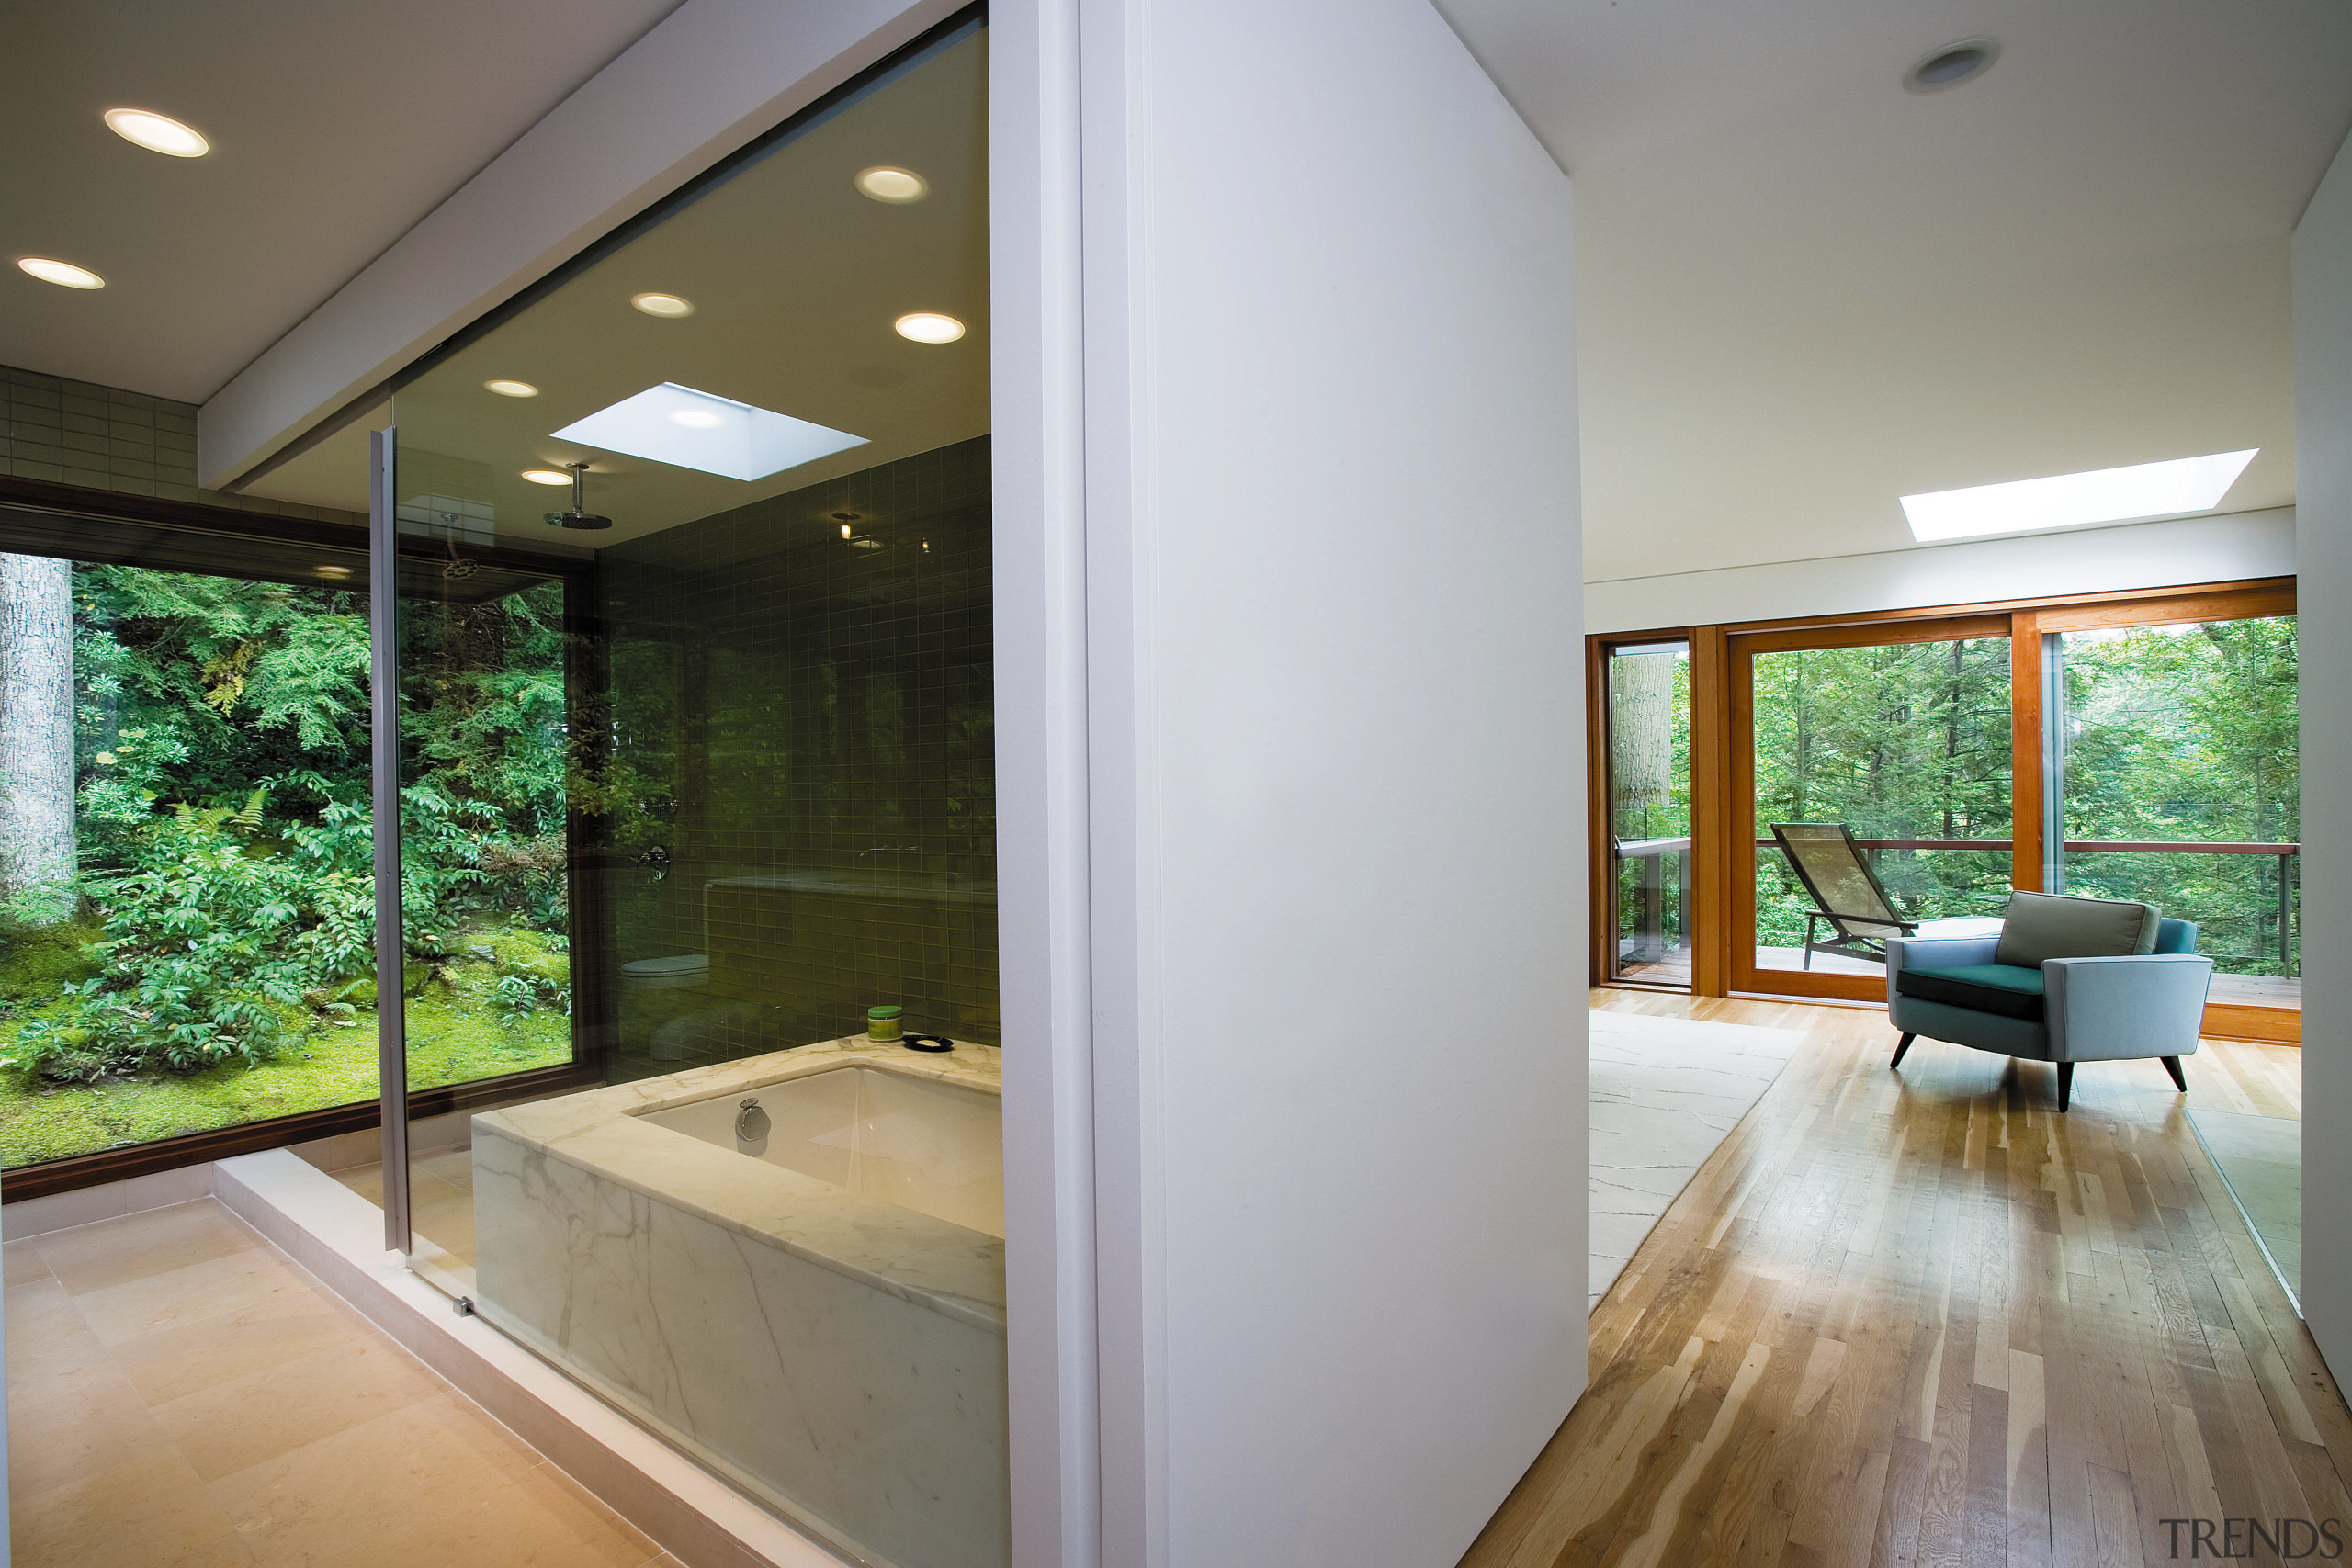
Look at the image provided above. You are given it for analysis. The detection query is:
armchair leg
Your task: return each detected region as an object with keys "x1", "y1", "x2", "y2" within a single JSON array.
[
  {"x1": 2161, "y1": 1055, "x2": 2188, "y2": 1093},
  {"x1": 2056, "y1": 1062, "x2": 2075, "y2": 1113},
  {"x1": 1891, "y1": 1032, "x2": 1915, "y2": 1068}
]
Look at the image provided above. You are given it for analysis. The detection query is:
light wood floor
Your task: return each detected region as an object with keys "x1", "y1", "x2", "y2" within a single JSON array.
[{"x1": 1465, "y1": 990, "x2": 2337, "y2": 1568}]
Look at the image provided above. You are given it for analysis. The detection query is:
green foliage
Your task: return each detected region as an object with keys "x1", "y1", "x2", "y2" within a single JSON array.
[
  {"x1": 0, "y1": 957, "x2": 571, "y2": 1168},
  {"x1": 2, "y1": 566, "x2": 582, "y2": 1111},
  {"x1": 1749, "y1": 637, "x2": 2014, "y2": 946},
  {"x1": 2057, "y1": 618, "x2": 2300, "y2": 974},
  {"x1": 6, "y1": 796, "x2": 371, "y2": 1078},
  {"x1": 1740, "y1": 618, "x2": 2301, "y2": 975}
]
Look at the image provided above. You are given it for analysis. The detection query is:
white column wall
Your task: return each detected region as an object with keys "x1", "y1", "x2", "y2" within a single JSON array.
[
  {"x1": 2294, "y1": 131, "x2": 2352, "y2": 1380},
  {"x1": 1066, "y1": 2, "x2": 1589, "y2": 1562}
]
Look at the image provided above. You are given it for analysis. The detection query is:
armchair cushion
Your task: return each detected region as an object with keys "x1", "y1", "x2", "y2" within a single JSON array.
[
  {"x1": 1895, "y1": 963, "x2": 2045, "y2": 1021},
  {"x1": 1994, "y1": 889, "x2": 2161, "y2": 967}
]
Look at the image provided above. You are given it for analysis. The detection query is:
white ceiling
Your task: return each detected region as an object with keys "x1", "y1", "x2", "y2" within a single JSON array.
[
  {"x1": 9, "y1": 0, "x2": 2350, "y2": 587},
  {"x1": 1436, "y1": 0, "x2": 2352, "y2": 583},
  {"x1": 0, "y1": 0, "x2": 684, "y2": 403},
  {"x1": 249, "y1": 33, "x2": 988, "y2": 547}
]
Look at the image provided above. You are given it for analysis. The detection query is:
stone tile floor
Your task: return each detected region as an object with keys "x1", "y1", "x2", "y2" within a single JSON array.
[{"x1": 5, "y1": 1198, "x2": 671, "y2": 1568}]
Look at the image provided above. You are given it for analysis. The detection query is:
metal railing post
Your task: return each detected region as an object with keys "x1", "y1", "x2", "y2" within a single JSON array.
[{"x1": 2280, "y1": 851, "x2": 2295, "y2": 977}]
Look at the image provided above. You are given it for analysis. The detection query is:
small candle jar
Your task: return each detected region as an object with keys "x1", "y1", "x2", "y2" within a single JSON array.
[{"x1": 866, "y1": 1005, "x2": 904, "y2": 1042}]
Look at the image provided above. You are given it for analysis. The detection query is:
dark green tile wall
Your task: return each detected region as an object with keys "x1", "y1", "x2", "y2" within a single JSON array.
[
  {"x1": 0, "y1": 363, "x2": 362, "y2": 525},
  {"x1": 594, "y1": 436, "x2": 994, "y2": 1076}
]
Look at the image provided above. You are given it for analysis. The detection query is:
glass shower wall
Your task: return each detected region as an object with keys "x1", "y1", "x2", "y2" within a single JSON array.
[
  {"x1": 368, "y1": 21, "x2": 1004, "y2": 1566},
  {"x1": 597, "y1": 436, "x2": 996, "y2": 1082}
]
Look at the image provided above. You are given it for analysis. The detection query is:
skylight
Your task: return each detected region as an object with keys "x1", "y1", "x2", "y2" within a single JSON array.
[
  {"x1": 550, "y1": 384, "x2": 867, "y2": 481},
  {"x1": 1899, "y1": 449, "x2": 2257, "y2": 542}
]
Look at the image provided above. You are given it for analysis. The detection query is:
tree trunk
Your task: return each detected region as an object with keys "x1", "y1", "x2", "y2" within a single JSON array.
[
  {"x1": 0, "y1": 554, "x2": 76, "y2": 919},
  {"x1": 1609, "y1": 653, "x2": 1676, "y2": 837}
]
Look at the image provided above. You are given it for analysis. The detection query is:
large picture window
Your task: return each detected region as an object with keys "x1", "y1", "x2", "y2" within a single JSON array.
[{"x1": 1589, "y1": 580, "x2": 2297, "y2": 1041}]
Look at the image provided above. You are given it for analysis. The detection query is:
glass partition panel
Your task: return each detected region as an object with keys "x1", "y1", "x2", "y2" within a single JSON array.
[
  {"x1": 1604, "y1": 641, "x2": 1690, "y2": 987},
  {"x1": 368, "y1": 23, "x2": 1002, "y2": 1567},
  {"x1": 1751, "y1": 635, "x2": 2011, "y2": 975},
  {"x1": 2055, "y1": 615, "x2": 2299, "y2": 1009}
]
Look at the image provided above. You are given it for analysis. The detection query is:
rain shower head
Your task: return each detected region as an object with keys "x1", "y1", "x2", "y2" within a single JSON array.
[{"x1": 542, "y1": 462, "x2": 613, "y2": 530}]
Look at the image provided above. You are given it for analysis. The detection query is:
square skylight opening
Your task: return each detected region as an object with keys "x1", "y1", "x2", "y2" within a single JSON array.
[
  {"x1": 550, "y1": 383, "x2": 867, "y2": 481},
  {"x1": 1899, "y1": 449, "x2": 2258, "y2": 543}
]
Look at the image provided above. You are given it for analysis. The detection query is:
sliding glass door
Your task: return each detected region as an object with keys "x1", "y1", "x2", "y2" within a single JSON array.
[
  {"x1": 1601, "y1": 639, "x2": 1692, "y2": 987},
  {"x1": 1736, "y1": 617, "x2": 2013, "y2": 998},
  {"x1": 2051, "y1": 610, "x2": 2298, "y2": 1010},
  {"x1": 1678, "y1": 583, "x2": 2300, "y2": 1034}
]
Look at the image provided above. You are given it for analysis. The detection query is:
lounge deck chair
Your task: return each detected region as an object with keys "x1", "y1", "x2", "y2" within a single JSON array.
[{"x1": 1770, "y1": 822, "x2": 1918, "y2": 968}]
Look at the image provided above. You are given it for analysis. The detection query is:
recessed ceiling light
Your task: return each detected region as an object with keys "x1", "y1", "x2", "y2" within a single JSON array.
[
  {"x1": 104, "y1": 107, "x2": 209, "y2": 157},
  {"x1": 1899, "y1": 449, "x2": 2258, "y2": 541},
  {"x1": 855, "y1": 165, "x2": 929, "y2": 203},
  {"x1": 630, "y1": 291, "x2": 694, "y2": 318},
  {"x1": 483, "y1": 378, "x2": 539, "y2": 398},
  {"x1": 1904, "y1": 39, "x2": 1999, "y2": 95},
  {"x1": 17, "y1": 257, "x2": 104, "y2": 289},
  {"x1": 552, "y1": 382, "x2": 866, "y2": 481},
  {"x1": 522, "y1": 468, "x2": 576, "y2": 486},
  {"x1": 894, "y1": 311, "x2": 965, "y2": 344},
  {"x1": 315, "y1": 564, "x2": 354, "y2": 578}
]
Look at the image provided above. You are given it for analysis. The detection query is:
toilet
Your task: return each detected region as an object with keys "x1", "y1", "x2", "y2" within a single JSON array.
[{"x1": 621, "y1": 953, "x2": 710, "y2": 991}]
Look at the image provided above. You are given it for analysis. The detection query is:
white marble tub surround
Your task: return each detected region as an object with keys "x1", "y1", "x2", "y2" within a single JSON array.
[
  {"x1": 472, "y1": 1038, "x2": 1008, "y2": 1568},
  {"x1": 644, "y1": 1064, "x2": 1004, "y2": 1237},
  {"x1": 1589, "y1": 1010, "x2": 1807, "y2": 1310}
]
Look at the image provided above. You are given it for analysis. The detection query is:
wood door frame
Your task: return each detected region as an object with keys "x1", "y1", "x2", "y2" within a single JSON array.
[
  {"x1": 1589, "y1": 627, "x2": 1700, "y2": 991},
  {"x1": 1728, "y1": 613, "x2": 2012, "y2": 1003}
]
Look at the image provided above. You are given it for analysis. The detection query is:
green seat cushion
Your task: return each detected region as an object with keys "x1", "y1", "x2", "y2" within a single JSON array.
[{"x1": 1896, "y1": 963, "x2": 2046, "y2": 1021}]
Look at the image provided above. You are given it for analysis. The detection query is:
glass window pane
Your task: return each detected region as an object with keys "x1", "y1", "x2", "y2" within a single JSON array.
[
  {"x1": 2055, "y1": 615, "x2": 2298, "y2": 1008},
  {"x1": 1606, "y1": 643, "x2": 1690, "y2": 986},
  {"x1": 1751, "y1": 637, "x2": 2011, "y2": 976},
  {"x1": 0, "y1": 524, "x2": 377, "y2": 1174}
]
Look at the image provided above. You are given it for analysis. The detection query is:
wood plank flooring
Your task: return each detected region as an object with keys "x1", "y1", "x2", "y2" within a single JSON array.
[{"x1": 1464, "y1": 990, "x2": 2338, "y2": 1568}]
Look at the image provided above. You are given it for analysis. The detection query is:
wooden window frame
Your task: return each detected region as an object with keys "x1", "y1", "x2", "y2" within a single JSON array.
[{"x1": 1588, "y1": 576, "x2": 2300, "y2": 1043}]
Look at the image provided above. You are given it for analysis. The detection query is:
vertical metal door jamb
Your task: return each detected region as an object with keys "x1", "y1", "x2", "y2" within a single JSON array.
[{"x1": 369, "y1": 429, "x2": 412, "y2": 1254}]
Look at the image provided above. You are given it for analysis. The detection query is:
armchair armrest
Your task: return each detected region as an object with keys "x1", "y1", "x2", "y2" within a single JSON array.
[
  {"x1": 2043, "y1": 953, "x2": 2214, "y2": 1063},
  {"x1": 1884, "y1": 931, "x2": 2001, "y2": 1008}
]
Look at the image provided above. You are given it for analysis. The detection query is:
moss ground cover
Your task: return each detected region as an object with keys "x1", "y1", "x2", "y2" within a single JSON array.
[{"x1": 0, "y1": 922, "x2": 571, "y2": 1169}]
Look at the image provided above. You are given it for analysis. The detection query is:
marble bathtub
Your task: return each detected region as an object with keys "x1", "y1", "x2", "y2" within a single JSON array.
[{"x1": 471, "y1": 1039, "x2": 1007, "y2": 1568}]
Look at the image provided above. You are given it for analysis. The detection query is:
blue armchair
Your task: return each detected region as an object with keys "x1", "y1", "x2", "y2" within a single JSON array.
[{"x1": 1884, "y1": 900, "x2": 2212, "y2": 1111}]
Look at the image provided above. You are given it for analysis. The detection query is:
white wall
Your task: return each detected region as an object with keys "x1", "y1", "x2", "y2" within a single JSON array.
[
  {"x1": 2293, "y1": 132, "x2": 2352, "y2": 1382},
  {"x1": 197, "y1": 0, "x2": 964, "y2": 488},
  {"x1": 1587, "y1": 506, "x2": 2294, "y2": 634},
  {"x1": 1057, "y1": 2, "x2": 1589, "y2": 1562}
]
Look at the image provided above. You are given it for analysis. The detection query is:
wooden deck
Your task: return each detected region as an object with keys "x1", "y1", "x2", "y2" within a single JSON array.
[
  {"x1": 1464, "y1": 989, "x2": 2334, "y2": 1568},
  {"x1": 1619, "y1": 944, "x2": 2303, "y2": 1010}
]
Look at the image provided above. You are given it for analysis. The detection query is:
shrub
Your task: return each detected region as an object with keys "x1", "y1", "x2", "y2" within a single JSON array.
[{"x1": 6, "y1": 791, "x2": 371, "y2": 1079}]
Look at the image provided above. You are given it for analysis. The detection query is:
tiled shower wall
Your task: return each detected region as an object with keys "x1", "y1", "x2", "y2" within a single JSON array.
[
  {"x1": 0, "y1": 363, "x2": 360, "y2": 525},
  {"x1": 594, "y1": 436, "x2": 995, "y2": 1075}
]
